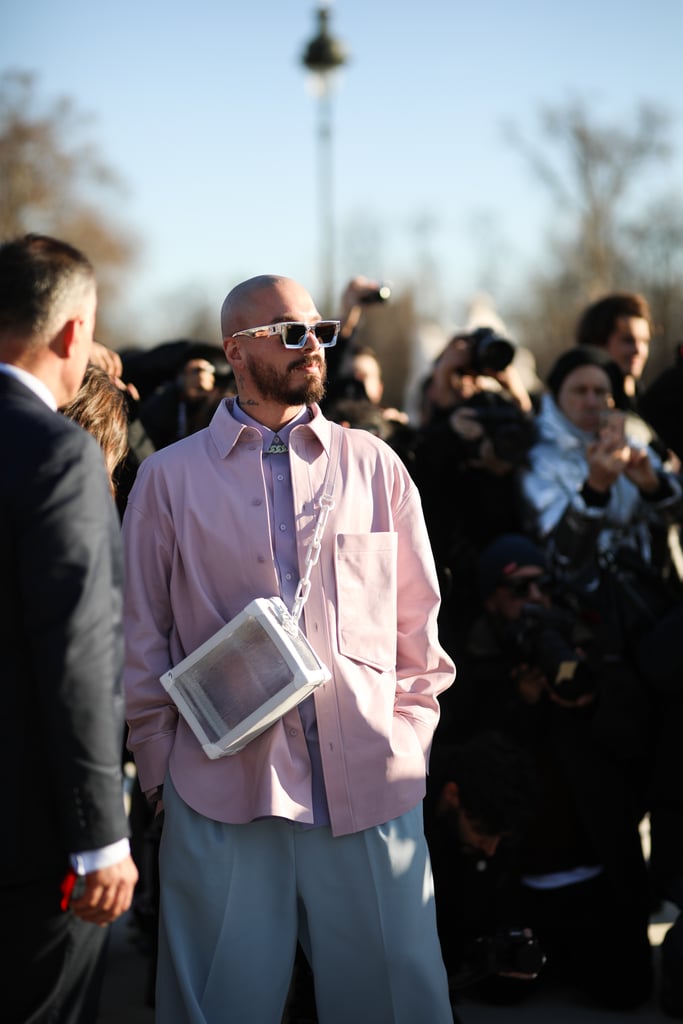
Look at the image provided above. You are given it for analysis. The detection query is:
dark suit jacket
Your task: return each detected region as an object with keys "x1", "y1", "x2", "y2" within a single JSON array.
[{"x1": 0, "y1": 372, "x2": 129, "y2": 886}]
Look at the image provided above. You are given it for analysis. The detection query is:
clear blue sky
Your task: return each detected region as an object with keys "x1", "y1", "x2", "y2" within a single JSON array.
[{"x1": 3, "y1": 0, "x2": 683, "y2": 345}]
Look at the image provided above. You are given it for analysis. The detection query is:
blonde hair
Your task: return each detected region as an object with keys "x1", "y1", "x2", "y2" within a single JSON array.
[{"x1": 61, "y1": 364, "x2": 129, "y2": 495}]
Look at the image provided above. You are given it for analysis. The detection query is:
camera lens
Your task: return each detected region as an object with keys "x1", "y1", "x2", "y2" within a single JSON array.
[
  {"x1": 479, "y1": 338, "x2": 515, "y2": 372},
  {"x1": 469, "y1": 327, "x2": 516, "y2": 373}
]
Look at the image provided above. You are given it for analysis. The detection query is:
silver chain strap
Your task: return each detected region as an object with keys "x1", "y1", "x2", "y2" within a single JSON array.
[
  {"x1": 285, "y1": 493, "x2": 335, "y2": 633},
  {"x1": 281, "y1": 427, "x2": 341, "y2": 636}
]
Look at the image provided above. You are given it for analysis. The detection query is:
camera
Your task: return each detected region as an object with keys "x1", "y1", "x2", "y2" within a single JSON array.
[
  {"x1": 359, "y1": 283, "x2": 391, "y2": 304},
  {"x1": 457, "y1": 392, "x2": 537, "y2": 468},
  {"x1": 452, "y1": 928, "x2": 546, "y2": 989},
  {"x1": 464, "y1": 326, "x2": 516, "y2": 374},
  {"x1": 476, "y1": 928, "x2": 546, "y2": 976},
  {"x1": 512, "y1": 603, "x2": 594, "y2": 702}
]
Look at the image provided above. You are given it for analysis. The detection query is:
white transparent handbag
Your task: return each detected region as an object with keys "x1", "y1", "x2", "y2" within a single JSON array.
[{"x1": 160, "y1": 427, "x2": 342, "y2": 758}]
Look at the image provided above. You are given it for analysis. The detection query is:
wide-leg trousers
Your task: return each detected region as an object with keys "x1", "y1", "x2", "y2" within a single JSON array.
[{"x1": 156, "y1": 776, "x2": 453, "y2": 1023}]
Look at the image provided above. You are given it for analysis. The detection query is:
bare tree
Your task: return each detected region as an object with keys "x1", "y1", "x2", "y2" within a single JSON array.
[
  {"x1": 506, "y1": 99, "x2": 671, "y2": 296},
  {"x1": 624, "y1": 193, "x2": 683, "y2": 375},
  {"x1": 505, "y1": 99, "x2": 681, "y2": 372},
  {"x1": 0, "y1": 70, "x2": 137, "y2": 345}
]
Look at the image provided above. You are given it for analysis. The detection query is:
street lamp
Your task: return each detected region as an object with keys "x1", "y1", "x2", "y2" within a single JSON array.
[{"x1": 300, "y1": 3, "x2": 348, "y2": 315}]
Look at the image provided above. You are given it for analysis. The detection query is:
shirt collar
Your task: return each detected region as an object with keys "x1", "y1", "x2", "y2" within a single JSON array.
[
  {"x1": 208, "y1": 397, "x2": 334, "y2": 459},
  {"x1": 0, "y1": 363, "x2": 58, "y2": 410},
  {"x1": 229, "y1": 398, "x2": 310, "y2": 447}
]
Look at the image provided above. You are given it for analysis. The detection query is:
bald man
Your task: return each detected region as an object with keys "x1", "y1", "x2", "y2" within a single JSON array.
[{"x1": 123, "y1": 274, "x2": 456, "y2": 1023}]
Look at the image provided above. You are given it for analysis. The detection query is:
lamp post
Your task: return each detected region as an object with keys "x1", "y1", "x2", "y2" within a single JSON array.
[{"x1": 300, "y1": 3, "x2": 348, "y2": 315}]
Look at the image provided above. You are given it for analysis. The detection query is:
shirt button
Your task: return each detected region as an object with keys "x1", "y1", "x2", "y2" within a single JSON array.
[
  {"x1": 277, "y1": 474, "x2": 284, "y2": 481},
  {"x1": 289, "y1": 728, "x2": 298, "y2": 737},
  {"x1": 257, "y1": 555, "x2": 266, "y2": 563},
  {"x1": 285, "y1": 572, "x2": 293, "y2": 581},
  {"x1": 252, "y1": 498, "x2": 262, "y2": 506},
  {"x1": 279, "y1": 523, "x2": 286, "y2": 531}
]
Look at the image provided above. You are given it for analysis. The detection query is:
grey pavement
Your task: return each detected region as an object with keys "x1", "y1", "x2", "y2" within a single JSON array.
[
  {"x1": 98, "y1": 911, "x2": 154, "y2": 1024},
  {"x1": 97, "y1": 901, "x2": 678, "y2": 1023}
]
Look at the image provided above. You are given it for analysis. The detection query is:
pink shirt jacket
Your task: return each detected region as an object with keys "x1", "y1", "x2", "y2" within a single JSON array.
[{"x1": 122, "y1": 401, "x2": 455, "y2": 837}]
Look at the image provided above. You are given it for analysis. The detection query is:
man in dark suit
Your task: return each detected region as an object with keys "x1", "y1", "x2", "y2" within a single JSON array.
[{"x1": 0, "y1": 234, "x2": 138, "y2": 1023}]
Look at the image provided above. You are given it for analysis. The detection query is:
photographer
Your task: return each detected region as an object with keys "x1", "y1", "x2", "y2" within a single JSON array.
[
  {"x1": 138, "y1": 352, "x2": 228, "y2": 450},
  {"x1": 522, "y1": 347, "x2": 683, "y2": 1015},
  {"x1": 424, "y1": 732, "x2": 543, "y2": 1008},
  {"x1": 521, "y1": 346, "x2": 683, "y2": 653},
  {"x1": 443, "y1": 533, "x2": 654, "y2": 1012},
  {"x1": 322, "y1": 276, "x2": 388, "y2": 395},
  {"x1": 420, "y1": 327, "x2": 535, "y2": 427},
  {"x1": 322, "y1": 276, "x2": 411, "y2": 444},
  {"x1": 405, "y1": 338, "x2": 537, "y2": 655}
]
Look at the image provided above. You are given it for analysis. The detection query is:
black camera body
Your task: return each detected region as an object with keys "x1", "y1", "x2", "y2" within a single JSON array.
[
  {"x1": 465, "y1": 326, "x2": 516, "y2": 374},
  {"x1": 359, "y1": 284, "x2": 391, "y2": 304},
  {"x1": 476, "y1": 928, "x2": 546, "y2": 976},
  {"x1": 512, "y1": 603, "x2": 594, "y2": 702},
  {"x1": 458, "y1": 392, "x2": 536, "y2": 468},
  {"x1": 452, "y1": 927, "x2": 546, "y2": 989}
]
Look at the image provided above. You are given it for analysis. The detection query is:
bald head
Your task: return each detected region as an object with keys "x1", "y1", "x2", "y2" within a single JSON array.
[
  {"x1": 220, "y1": 275, "x2": 326, "y2": 428},
  {"x1": 220, "y1": 275, "x2": 318, "y2": 340}
]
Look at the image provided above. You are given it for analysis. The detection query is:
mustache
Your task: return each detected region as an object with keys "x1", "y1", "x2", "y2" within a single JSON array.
[{"x1": 287, "y1": 355, "x2": 325, "y2": 371}]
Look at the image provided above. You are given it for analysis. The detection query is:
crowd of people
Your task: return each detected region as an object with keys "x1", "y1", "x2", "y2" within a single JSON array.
[
  {"x1": 4, "y1": 233, "x2": 683, "y2": 1024},
  {"x1": 396, "y1": 290, "x2": 683, "y2": 1019}
]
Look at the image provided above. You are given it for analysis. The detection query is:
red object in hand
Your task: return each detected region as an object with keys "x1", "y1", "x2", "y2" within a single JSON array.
[{"x1": 60, "y1": 868, "x2": 78, "y2": 911}]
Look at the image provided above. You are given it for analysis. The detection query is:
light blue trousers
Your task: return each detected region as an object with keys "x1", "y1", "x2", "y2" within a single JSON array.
[{"x1": 156, "y1": 777, "x2": 452, "y2": 1023}]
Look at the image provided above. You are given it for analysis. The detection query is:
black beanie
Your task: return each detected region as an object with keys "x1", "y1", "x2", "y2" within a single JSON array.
[
  {"x1": 546, "y1": 346, "x2": 614, "y2": 397},
  {"x1": 477, "y1": 533, "x2": 547, "y2": 600}
]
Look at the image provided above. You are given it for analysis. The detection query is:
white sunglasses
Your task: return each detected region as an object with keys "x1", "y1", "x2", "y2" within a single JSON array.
[{"x1": 230, "y1": 320, "x2": 340, "y2": 349}]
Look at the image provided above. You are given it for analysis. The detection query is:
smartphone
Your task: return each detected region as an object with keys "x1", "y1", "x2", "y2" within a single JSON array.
[{"x1": 598, "y1": 409, "x2": 626, "y2": 447}]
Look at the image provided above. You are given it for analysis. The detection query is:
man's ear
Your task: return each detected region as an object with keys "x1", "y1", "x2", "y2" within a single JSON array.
[
  {"x1": 52, "y1": 318, "x2": 79, "y2": 359},
  {"x1": 223, "y1": 336, "x2": 243, "y2": 370}
]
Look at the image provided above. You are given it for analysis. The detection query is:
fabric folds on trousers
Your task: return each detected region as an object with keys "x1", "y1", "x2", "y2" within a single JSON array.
[{"x1": 156, "y1": 776, "x2": 453, "y2": 1024}]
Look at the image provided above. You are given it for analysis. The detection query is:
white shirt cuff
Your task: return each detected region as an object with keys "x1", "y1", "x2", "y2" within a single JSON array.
[{"x1": 70, "y1": 838, "x2": 131, "y2": 875}]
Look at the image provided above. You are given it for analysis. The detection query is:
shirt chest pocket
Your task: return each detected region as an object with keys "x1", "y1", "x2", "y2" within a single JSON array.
[{"x1": 335, "y1": 532, "x2": 397, "y2": 671}]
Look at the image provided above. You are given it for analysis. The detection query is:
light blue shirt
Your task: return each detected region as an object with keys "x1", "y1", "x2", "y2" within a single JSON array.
[{"x1": 230, "y1": 399, "x2": 330, "y2": 826}]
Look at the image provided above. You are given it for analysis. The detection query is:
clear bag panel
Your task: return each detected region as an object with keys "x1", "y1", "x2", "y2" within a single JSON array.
[{"x1": 170, "y1": 615, "x2": 294, "y2": 741}]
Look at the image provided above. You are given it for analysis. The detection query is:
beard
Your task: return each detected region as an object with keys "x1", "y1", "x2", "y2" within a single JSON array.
[{"x1": 245, "y1": 350, "x2": 327, "y2": 406}]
